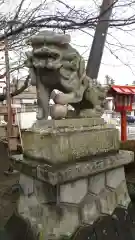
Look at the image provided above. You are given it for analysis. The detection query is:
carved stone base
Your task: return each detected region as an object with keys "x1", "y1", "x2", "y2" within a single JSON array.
[
  {"x1": 4, "y1": 202, "x2": 135, "y2": 240},
  {"x1": 34, "y1": 166, "x2": 131, "y2": 239},
  {"x1": 22, "y1": 118, "x2": 119, "y2": 164},
  {"x1": 9, "y1": 119, "x2": 135, "y2": 239},
  {"x1": 12, "y1": 150, "x2": 134, "y2": 240}
]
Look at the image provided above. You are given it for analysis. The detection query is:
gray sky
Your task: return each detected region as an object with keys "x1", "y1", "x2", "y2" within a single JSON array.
[{"x1": 0, "y1": 0, "x2": 135, "y2": 86}]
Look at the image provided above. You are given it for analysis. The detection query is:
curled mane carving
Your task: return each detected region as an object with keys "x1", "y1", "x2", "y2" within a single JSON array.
[{"x1": 25, "y1": 31, "x2": 105, "y2": 120}]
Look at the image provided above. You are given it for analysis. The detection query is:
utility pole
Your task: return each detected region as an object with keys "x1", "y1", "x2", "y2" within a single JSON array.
[
  {"x1": 4, "y1": 36, "x2": 12, "y2": 144},
  {"x1": 86, "y1": 0, "x2": 115, "y2": 79}
]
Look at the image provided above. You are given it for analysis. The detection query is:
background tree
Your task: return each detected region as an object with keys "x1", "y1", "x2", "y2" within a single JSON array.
[
  {"x1": 0, "y1": 0, "x2": 134, "y2": 100},
  {"x1": 105, "y1": 75, "x2": 115, "y2": 86}
]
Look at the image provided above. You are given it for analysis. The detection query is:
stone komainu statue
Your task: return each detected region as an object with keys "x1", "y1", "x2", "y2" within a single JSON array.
[{"x1": 25, "y1": 31, "x2": 105, "y2": 120}]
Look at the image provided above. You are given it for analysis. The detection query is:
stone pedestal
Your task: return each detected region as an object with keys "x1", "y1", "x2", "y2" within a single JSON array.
[
  {"x1": 11, "y1": 118, "x2": 134, "y2": 239},
  {"x1": 22, "y1": 118, "x2": 119, "y2": 164}
]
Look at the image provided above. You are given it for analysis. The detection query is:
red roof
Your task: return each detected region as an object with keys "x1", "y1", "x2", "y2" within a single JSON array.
[{"x1": 108, "y1": 85, "x2": 135, "y2": 95}]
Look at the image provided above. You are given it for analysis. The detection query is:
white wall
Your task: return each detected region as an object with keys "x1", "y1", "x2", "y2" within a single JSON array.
[
  {"x1": 16, "y1": 112, "x2": 37, "y2": 129},
  {"x1": 130, "y1": 111, "x2": 134, "y2": 116}
]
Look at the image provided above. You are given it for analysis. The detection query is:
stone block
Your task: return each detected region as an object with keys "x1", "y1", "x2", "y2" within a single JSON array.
[
  {"x1": 42, "y1": 205, "x2": 79, "y2": 239},
  {"x1": 98, "y1": 189, "x2": 117, "y2": 215},
  {"x1": 35, "y1": 150, "x2": 134, "y2": 185},
  {"x1": 88, "y1": 173, "x2": 105, "y2": 194},
  {"x1": 105, "y1": 167, "x2": 125, "y2": 189},
  {"x1": 34, "y1": 180, "x2": 57, "y2": 204},
  {"x1": 22, "y1": 119, "x2": 119, "y2": 164},
  {"x1": 18, "y1": 194, "x2": 43, "y2": 224},
  {"x1": 81, "y1": 194, "x2": 100, "y2": 224},
  {"x1": 33, "y1": 117, "x2": 105, "y2": 129},
  {"x1": 60, "y1": 179, "x2": 88, "y2": 204},
  {"x1": 19, "y1": 174, "x2": 34, "y2": 196},
  {"x1": 115, "y1": 180, "x2": 131, "y2": 208}
]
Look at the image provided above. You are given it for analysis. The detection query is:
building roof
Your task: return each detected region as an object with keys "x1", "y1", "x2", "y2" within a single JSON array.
[{"x1": 108, "y1": 85, "x2": 135, "y2": 95}]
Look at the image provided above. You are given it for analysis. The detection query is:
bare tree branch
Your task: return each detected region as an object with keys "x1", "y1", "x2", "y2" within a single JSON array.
[
  {"x1": 0, "y1": 75, "x2": 29, "y2": 101},
  {"x1": 0, "y1": 0, "x2": 134, "y2": 98}
]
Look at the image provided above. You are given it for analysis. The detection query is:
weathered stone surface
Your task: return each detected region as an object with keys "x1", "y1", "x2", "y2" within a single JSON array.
[
  {"x1": 18, "y1": 194, "x2": 43, "y2": 224},
  {"x1": 16, "y1": 149, "x2": 132, "y2": 240},
  {"x1": 105, "y1": 167, "x2": 125, "y2": 189},
  {"x1": 36, "y1": 150, "x2": 133, "y2": 185},
  {"x1": 29, "y1": 30, "x2": 71, "y2": 45},
  {"x1": 88, "y1": 173, "x2": 105, "y2": 194},
  {"x1": 18, "y1": 193, "x2": 44, "y2": 238},
  {"x1": 60, "y1": 179, "x2": 88, "y2": 204},
  {"x1": 19, "y1": 174, "x2": 34, "y2": 196},
  {"x1": 115, "y1": 180, "x2": 130, "y2": 208},
  {"x1": 69, "y1": 204, "x2": 135, "y2": 240},
  {"x1": 17, "y1": 169, "x2": 131, "y2": 239},
  {"x1": 17, "y1": 30, "x2": 133, "y2": 239},
  {"x1": 34, "y1": 180, "x2": 57, "y2": 204},
  {"x1": 42, "y1": 205, "x2": 79, "y2": 239},
  {"x1": 81, "y1": 194, "x2": 100, "y2": 224},
  {"x1": 22, "y1": 122, "x2": 119, "y2": 164},
  {"x1": 98, "y1": 189, "x2": 117, "y2": 215},
  {"x1": 33, "y1": 118, "x2": 104, "y2": 129},
  {"x1": 25, "y1": 30, "x2": 105, "y2": 120},
  {"x1": 11, "y1": 150, "x2": 134, "y2": 185}
]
